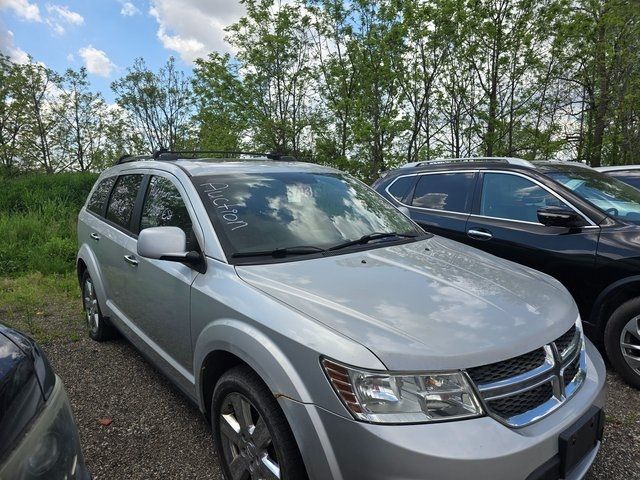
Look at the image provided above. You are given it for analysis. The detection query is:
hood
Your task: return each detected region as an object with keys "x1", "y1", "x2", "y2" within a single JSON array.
[{"x1": 235, "y1": 236, "x2": 579, "y2": 371}]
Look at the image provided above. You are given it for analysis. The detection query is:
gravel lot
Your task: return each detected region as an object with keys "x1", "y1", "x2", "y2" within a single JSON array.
[{"x1": 40, "y1": 333, "x2": 639, "y2": 480}]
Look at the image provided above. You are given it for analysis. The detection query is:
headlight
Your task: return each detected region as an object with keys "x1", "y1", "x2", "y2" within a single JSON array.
[{"x1": 322, "y1": 359, "x2": 483, "y2": 424}]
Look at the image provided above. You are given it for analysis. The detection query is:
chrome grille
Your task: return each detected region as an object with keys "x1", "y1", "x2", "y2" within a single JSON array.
[
  {"x1": 467, "y1": 348, "x2": 546, "y2": 385},
  {"x1": 555, "y1": 325, "x2": 578, "y2": 357},
  {"x1": 487, "y1": 382, "x2": 554, "y2": 418},
  {"x1": 562, "y1": 354, "x2": 580, "y2": 386},
  {"x1": 468, "y1": 322, "x2": 586, "y2": 427}
]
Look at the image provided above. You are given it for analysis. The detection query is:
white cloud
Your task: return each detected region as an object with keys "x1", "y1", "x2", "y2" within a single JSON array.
[
  {"x1": 0, "y1": 27, "x2": 29, "y2": 63},
  {"x1": 45, "y1": 4, "x2": 84, "y2": 35},
  {"x1": 120, "y1": 1, "x2": 140, "y2": 16},
  {"x1": 148, "y1": 0, "x2": 246, "y2": 62},
  {"x1": 79, "y1": 45, "x2": 116, "y2": 77},
  {"x1": 0, "y1": 0, "x2": 41, "y2": 22}
]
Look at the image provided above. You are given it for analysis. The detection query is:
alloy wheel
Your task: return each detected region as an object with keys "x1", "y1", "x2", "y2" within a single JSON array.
[
  {"x1": 83, "y1": 278, "x2": 99, "y2": 335},
  {"x1": 219, "y1": 392, "x2": 281, "y2": 480},
  {"x1": 620, "y1": 315, "x2": 640, "y2": 374}
]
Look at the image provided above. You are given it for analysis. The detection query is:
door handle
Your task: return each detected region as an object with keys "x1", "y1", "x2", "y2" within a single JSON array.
[
  {"x1": 90, "y1": 233, "x2": 100, "y2": 241},
  {"x1": 467, "y1": 228, "x2": 493, "y2": 240},
  {"x1": 123, "y1": 255, "x2": 139, "y2": 266}
]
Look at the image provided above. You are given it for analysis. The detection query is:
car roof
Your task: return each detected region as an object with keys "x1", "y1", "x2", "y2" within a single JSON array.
[
  {"x1": 386, "y1": 158, "x2": 595, "y2": 176},
  {"x1": 105, "y1": 157, "x2": 339, "y2": 177},
  {"x1": 595, "y1": 165, "x2": 640, "y2": 172}
]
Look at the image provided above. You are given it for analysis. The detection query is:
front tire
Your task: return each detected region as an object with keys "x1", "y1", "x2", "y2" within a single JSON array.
[
  {"x1": 604, "y1": 297, "x2": 640, "y2": 389},
  {"x1": 212, "y1": 365, "x2": 308, "y2": 480},
  {"x1": 81, "y1": 271, "x2": 116, "y2": 342}
]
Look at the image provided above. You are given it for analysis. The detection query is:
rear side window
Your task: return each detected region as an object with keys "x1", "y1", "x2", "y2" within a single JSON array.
[
  {"x1": 141, "y1": 176, "x2": 197, "y2": 250},
  {"x1": 480, "y1": 173, "x2": 568, "y2": 223},
  {"x1": 387, "y1": 176, "x2": 415, "y2": 202},
  {"x1": 411, "y1": 172, "x2": 475, "y2": 213},
  {"x1": 105, "y1": 174, "x2": 144, "y2": 231},
  {"x1": 87, "y1": 177, "x2": 116, "y2": 215}
]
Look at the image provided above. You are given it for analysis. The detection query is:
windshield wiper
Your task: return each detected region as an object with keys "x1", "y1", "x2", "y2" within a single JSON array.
[
  {"x1": 327, "y1": 232, "x2": 419, "y2": 252},
  {"x1": 232, "y1": 246, "x2": 326, "y2": 259}
]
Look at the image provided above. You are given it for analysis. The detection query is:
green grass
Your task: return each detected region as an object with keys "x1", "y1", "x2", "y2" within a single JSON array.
[
  {"x1": 0, "y1": 172, "x2": 98, "y2": 276},
  {"x1": 0, "y1": 272, "x2": 84, "y2": 343},
  {"x1": 0, "y1": 172, "x2": 97, "y2": 341}
]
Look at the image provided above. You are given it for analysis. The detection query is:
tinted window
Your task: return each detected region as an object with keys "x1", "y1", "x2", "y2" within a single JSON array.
[
  {"x1": 387, "y1": 176, "x2": 415, "y2": 202},
  {"x1": 105, "y1": 174, "x2": 144, "y2": 230},
  {"x1": 141, "y1": 176, "x2": 197, "y2": 250},
  {"x1": 608, "y1": 171, "x2": 640, "y2": 190},
  {"x1": 547, "y1": 168, "x2": 640, "y2": 223},
  {"x1": 411, "y1": 173, "x2": 475, "y2": 212},
  {"x1": 194, "y1": 172, "x2": 422, "y2": 258},
  {"x1": 481, "y1": 173, "x2": 568, "y2": 223},
  {"x1": 87, "y1": 177, "x2": 116, "y2": 215}
]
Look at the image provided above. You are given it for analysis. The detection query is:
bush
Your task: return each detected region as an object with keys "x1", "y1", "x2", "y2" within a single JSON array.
[{"x1": 0, "y1": 172, "x2": 98, "y2": 276}]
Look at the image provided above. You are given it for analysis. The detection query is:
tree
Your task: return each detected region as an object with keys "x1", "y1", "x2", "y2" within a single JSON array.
[
  {"x1": 348, "y1": 0, "x2": 405, "y2": 181},
  {"x1": 228, "y1": 0, "x2": 316, "y2": 155},
  {"x1": 564, "y1": 0, "x2": 640, "y2": 166},
  {"x1": 393, "y1": 0, "x2": 455, "y2": 162},
  {"x1": 0, "y1": 56, "x2": 26, "y2": 172},
  {"x1": 18, "y1": 59, "x2": 62, "y2": 172},
  {"x1": 307, "y1": 0, "x2": 358, "y2": 167},
  {"x1": 112, "y1": 57, "x2": 194, "y2": 152},
  {"x1": 55, "y1": 68, "x2": 111, "y2": 171},
  {"x1": 192, "y1": 53, "x2": 247, "y2": 152}
]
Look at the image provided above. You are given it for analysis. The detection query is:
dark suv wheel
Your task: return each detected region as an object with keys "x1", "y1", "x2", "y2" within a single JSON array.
[
  {"x1": 605, "y1": 297, "x2": 640, "y2": 389},
  {"x1": 211, "y1": 365, "x2": 308, "y2": 480},
  {"x1": 81, "y1": 271, "x2": 116, "y2": 341}
]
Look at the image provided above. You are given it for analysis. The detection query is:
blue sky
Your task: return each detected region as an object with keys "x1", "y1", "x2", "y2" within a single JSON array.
[{"x1": 0, "y1": 0, "x2": 244, "y2": 102}]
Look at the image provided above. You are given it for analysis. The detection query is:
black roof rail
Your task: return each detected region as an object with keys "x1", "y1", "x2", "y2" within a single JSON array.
[
  {"x1": 153, "y1": 149, "x2": 297, "y2": 161},
  {"x1": 114, "y1": 153, "x2": 153, "y2": 165},
  {"x1": 114, "y1": 149, "x2": 299, "y2": 165}
]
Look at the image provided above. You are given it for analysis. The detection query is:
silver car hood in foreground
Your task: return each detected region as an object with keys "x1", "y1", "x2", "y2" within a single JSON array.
[{"x1": 235, "y1": 236, "x2": 578, "y2": 371}]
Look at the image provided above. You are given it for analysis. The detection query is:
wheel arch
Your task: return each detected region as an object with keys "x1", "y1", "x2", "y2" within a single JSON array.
[
  {"x1": 589, "y1": 275, "x2": 640, "y2": 337},
  {"x1": 76, "y1": 244, "x2": 109, "y2": 314},
  {"x1": 194, "y1": 319, "x2": 313, "y2": 420}
]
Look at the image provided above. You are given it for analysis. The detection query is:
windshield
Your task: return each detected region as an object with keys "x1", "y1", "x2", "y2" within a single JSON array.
[
  {"x1": 193, "y1": 171, "x2": 423, "y2": 260},
  {"x1": 546, "y1": 168, "x2": 640, "y2": 224}
]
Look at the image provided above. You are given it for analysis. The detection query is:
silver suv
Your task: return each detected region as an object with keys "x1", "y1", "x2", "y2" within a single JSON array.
[{"x1": 77, "y1": 152, "x2": 606, "y2": 480}]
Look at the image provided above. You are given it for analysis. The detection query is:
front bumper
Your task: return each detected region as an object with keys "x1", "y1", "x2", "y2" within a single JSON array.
[
  {"x1": 0, "y1": 375, "x2": 90, "y2": 480},
  {"x1": 281, "y1": 339, "x2": 607, "y2": 480}
]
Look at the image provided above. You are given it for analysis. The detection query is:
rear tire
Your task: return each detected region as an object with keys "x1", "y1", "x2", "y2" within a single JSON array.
[
  {"x1": 211, "y1": 365, "x2": 308, "y2": 480},
  {"x1": 81, "y1": 271, "x2": 116, "y2": 342},
  {"x1": 604, "y1": 297, "x2": 640, "y2": 389}
]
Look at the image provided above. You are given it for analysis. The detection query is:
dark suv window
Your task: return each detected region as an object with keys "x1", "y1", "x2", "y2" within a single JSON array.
[
  {"x1": 105, "y1": 174, "x2": 144, "y2": 231},
  {"x1": 411, "y1": 172, "x2": 475, "y2": 213},
  {"x1": 480, "y1": 172, "x2": 568, "y2": 223},
  {"x1": 387, "y1": 176, "x2": 415, "y2": 202},
  {"x1": 87, "y1": 177, "x2": 116, "y2": 215},
  {"x1": 141, "y1": 176, "x2": 197, "y2": 250},
  {"x1": 608, "y1": 170, "x2": 640, "y2": 190}
]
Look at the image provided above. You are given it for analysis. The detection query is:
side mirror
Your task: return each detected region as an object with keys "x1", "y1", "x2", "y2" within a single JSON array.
[
  {"x1": 137, "y1": 227, "x2": 204, "y2": 271},
  {"x1": 537, "y1": 206, "x2": 584, "y2": 228}
]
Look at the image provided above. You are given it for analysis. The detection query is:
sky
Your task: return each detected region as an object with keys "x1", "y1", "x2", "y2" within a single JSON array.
[{"x1": 0, "y1": 0, "x2": 246, "y2": 102}]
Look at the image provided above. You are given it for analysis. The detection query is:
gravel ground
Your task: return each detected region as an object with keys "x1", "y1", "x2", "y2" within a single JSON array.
[
  {"x1": 40, "y1": 333, "x2": 639, "y2": 480},
  {"x1": 44, "y1": 337, "x2": 222, "y2": 480}
]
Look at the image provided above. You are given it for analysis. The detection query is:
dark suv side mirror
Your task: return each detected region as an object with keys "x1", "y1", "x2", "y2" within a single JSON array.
[{"x1": 537, "y1": 206, "x2": 584, "y2": 228}]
